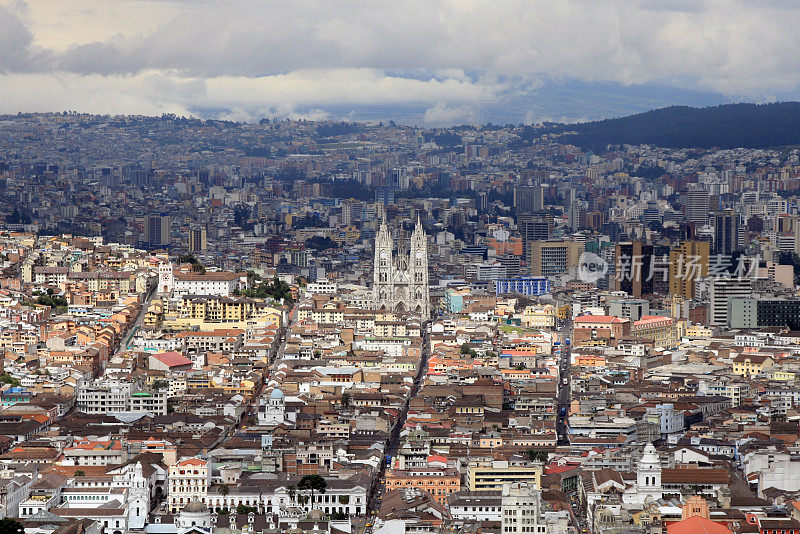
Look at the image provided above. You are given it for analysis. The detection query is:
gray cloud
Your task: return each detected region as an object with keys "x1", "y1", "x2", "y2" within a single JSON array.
[
  {"x1": 0, "y1": 4, "x2": 35, "y2": 70},
  {"x1": 1, "y1": 0, "x2": 800, "y2": 124}
]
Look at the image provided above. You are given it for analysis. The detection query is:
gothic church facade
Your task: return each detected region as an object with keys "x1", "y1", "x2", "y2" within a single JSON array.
[{"x1": 372, "y1": 218, "x2": 430, "y2": 317}]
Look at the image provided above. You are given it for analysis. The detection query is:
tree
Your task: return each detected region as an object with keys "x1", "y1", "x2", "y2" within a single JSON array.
[
  {"x1": 298, "y1": 475, "x2": 327, "y2": 509},
  {"x1": 236, "y1": 504, "x2": 257, "y2": 514},
  {"x1": 234, "y1": 205, "x2": 251, "y2": 227},
  {"x1": 0, "y1": 519, "x2": 23, "y2": 534},
  {"x1": 460, "y1": 342, "x2": 472, "y2": 355},
  {"x1": 341, "y1": 392, "x2": 351, "y2": 408},
  {"x1": 0, "y1": 374, "x2": 19, "y2": 387},
  {"x1": 526, "y1": 450, "x2": 549, "y2": 463},
  {"x1": 152, "y1": 380, "x2": 169, "y2": 390},
  {"x1": 288, "y1": 485, "x2": 296, "y2": 503},
  {"x1": 747, "y1": 216, "x2": 764, "y2": 233},
  {"x1": 74, "y1": 470, "x2": 86, "y2": 477},
  {"x1": 191, "y1": 262, "x2": 206, "y2": 274},
  {"x1": 178, "y1": 254, "x2": 198, "y2": 265},
  {"x1": 218, "y1": 483, "x2": 230, "y2": 496}
]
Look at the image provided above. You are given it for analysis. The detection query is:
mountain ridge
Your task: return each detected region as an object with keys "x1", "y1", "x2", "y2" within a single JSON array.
[{"x1": 542, "y1": 102, "x2": 800, "y2": 150}]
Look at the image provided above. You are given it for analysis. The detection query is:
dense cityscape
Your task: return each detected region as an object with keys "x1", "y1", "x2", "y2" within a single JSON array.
[{"x1": 0, "y1": 109, "x2": 800, "y2": 534}]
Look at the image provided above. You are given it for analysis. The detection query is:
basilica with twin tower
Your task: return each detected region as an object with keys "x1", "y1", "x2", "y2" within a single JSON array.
[{"x1": 372, "y1": 217, "x2": 430, "y2": 317}]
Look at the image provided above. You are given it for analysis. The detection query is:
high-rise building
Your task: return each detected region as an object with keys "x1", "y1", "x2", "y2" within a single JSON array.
[
  {"x1": 669, "y1": 240, "x2": 710, "y2": 300},
  {"x1": 713, "y1": 210, "x2": 738, "y2": 256},
  {"x1": 501, "y1": 482, "x2": 545, "y2": 534},
  {"x1": 685, "y1": 184, "x2": 709, "y2": 225},
  {"x1": 341, "y1": 202, "x2": 353, "y2": 226},
  {"x1": 567, "y1": 205, "x2": 587, "y2": 230},
  {"x1": 614, "y1": 241, "x2": 654, "y2": 297},
  {"x1": 528, "y1": 239, "x2": 583, "y2": 277},
  {"x1": 188, "y1": 226, "x2": 207, "y2": 253},
  {"x1": 709, "y1": 278, "x2": 752, "y2": 326},
  {"x1": 729, "y1": 297, "x2": 800, "y2": 330},
  {"x1": 144, "y1": 215, "x2": 171, "y2": 249},
  {"x1": 518, "y1": 214, "x2": 552, "y2": 251},
  {"x1": 513, "y1": 186, "x2": 544, "y2": 213}
]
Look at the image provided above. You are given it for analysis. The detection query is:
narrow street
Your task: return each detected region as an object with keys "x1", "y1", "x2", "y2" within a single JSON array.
[
  {"x1": 557, "y1": 317, "x2": 572, "y2": 446},
  {"x1": 360, "y1": 322, "x2": 430, "y2": 530},
  {"x1": 112, "y1": 282, "x2": 158, "y2": 360}
]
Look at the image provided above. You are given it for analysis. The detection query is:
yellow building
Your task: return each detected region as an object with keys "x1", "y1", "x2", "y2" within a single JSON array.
[
  {"x1": 631, "y1": 316, "x2": 679, "y2": 349},
  {"x1": 685, "y1": 324, "x2": 712, "y2": 339},
  {"x1": 732, "y1": 354, "x2": 774, "y2": 377},
  {"x1": 520, "y1": 304, "x2": 557, "y2": 328},
  {"x1": 167, "y1": 295, "x2": 282, "y2": 330},
  {"x1": 771, "y1": 370, "x2": 796, "y2": 381},
  {"x1": 143, "y1": 299, "x2": 163, "y2": 328},
  {"x1": 467, "y1": 461, "x2": 542, "y2": 491},
  {"x1": 669, "y1": 240, "x2": 710, "y2": 300}
]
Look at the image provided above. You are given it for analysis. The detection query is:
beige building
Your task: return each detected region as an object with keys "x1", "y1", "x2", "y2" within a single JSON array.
[
  {"x1": 520, "y1": 304, "x2": 557, "y2": 328},
  {"x1": 669, "y1": 240, "x2": 709, "y2": 300},
  {"x1": 168, "y1": 457, "x2": 209, "y2": 513},
  {"x1": 631, "y1": 315, "x2": 679, "y2": 349},
  {"x1": 528, "y1": 239, "x2": 583, "y2": 277},
  {"x1": 467, "y1": 460, "x2": 542, "y2": 491}
]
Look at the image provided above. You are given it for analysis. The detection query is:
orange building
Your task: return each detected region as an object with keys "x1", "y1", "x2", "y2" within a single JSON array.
[
  {"x1": 574, "y1": 352, "x2": 606, "y2": 367},
  {"x1": 427, "y1": 355, "x2": 474, "y2": 375},
  {"x1": 384, "y1": 468, "x2": 461, "y2": 505}
]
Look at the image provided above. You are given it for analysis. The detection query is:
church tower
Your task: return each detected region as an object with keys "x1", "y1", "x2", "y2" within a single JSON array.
[
  {"x1": 158, "y1": 262, "x2": 174, "y2": 294},
  {"x1": 636, "y1": 443, "x2": 663, "y2": 500},
  {"x1": 373, "y1": 220, "x2": 394, "y2": 311},
  {"x1": 372, "y1": 218, "x2": 430, "y2": 317},
  {"x1": 408, "y1": 217, "x2": 430, "y2": 317},
  {"x1": 127, "y1": 461, "x2": 150, "y2": 530}
]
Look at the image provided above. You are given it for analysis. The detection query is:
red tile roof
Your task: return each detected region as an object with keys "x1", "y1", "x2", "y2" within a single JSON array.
[
  {"x1": 667, "y1": 516, "x2": 731, "y2": 534},
  {"x1": 574, "y1": 315, "x2": 625, "y2": 324},
  {"x1": 152, "y1": 351, "x2": 192, "y2": 368}
]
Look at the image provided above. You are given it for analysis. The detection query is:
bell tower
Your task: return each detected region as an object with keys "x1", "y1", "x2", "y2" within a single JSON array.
[
  {"x1": 373, "y1": 220, "x2": 394, "y2": 311},
  {"x1": 372, "y1": 217, "x2": 430, "y2": 317},
  {"x1": 409, "y1": 217, "x2": 430, "y2": 317}
]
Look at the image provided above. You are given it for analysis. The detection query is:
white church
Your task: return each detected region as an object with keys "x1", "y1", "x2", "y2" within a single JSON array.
[{"x1": 372, "y1": 218, "x2": 430, "y2": 317}]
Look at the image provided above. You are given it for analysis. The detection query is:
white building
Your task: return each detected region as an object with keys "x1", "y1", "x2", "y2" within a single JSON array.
[
  {"x1": 158, "y1": 263, "x2": 240, "y2": 297},
  {"x1": 708, "y1": 277, "x2": 752, "y2": 327},
  {"x1": 501, "y1": 482, "x2": 546, "y2": 534},
  {"x1": 742, "y1": 447, "x2": 800, "y2": 496},
  {"x1": 76, "y1": 380, "x2": 167, "y2": 416},
  {"x1": 257, "y1": 388, "x2": 290, "y2": 426},
  {"x1": 305, "y1": 279, "x2": 337, "y2": 295},
  {"x1": 448, "y1": 491, "x2": 502, "y2": 522},
  {"x1": 168, "y1": 458, "x2": 210, "y2": 513},
  {"x1": 644, "y1": 404, "x2": 685, "y2": 439}
]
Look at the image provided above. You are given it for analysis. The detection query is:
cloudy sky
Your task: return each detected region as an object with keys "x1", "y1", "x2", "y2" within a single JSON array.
[{"x1": 0, "y1": 0, "x2": 798, "y2": 125}]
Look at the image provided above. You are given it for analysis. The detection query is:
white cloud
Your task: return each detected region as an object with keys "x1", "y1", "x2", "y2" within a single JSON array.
[
  {"x1": 0, "y1": 69, "x2": 499, "y2": 121},
  {"x1": 423, "y1": 102, "x2": 478, "y2": 126},
  {"x1": 2, "y1": 0, "x2": 800, "y2": 120}
]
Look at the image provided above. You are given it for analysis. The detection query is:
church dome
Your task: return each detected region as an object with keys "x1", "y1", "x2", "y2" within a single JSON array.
[
  {"x1": 641, "y1": 443, "x2": 660, "y2": 465},
  {"x1": 270, "y1": 388, "x2": 285, "y2": 400},
  {"x1": 183, "y1": 500, "x2": 208, "y2": 514},
  {"x1": 307, "y1": 509, "x2": 325, "y2": 521}
]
